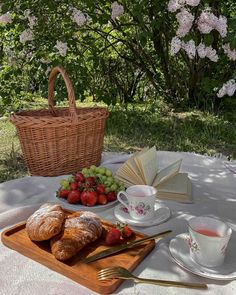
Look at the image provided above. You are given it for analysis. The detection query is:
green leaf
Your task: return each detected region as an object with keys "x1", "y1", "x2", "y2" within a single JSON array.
[
  {"x1": 230, "y1": 38, "x2": 236, "y2": 50},
  {"x1": 204, "y1": 34, "x2": 214, "y2": 46},
  {"x1": 228, "y1": 17, "x2": 236, "y2": 30}
]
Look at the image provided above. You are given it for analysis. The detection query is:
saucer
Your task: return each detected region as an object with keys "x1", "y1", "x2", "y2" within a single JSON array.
[
  {"x1": 114, "y1": 202, "x2": 171, "y2": 227},
  {"x1": 169, "y1": 233, "x2": 236, "y2": 280}
]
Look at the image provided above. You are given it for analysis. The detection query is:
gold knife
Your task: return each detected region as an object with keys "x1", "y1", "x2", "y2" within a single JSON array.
[{"x1": 82, "y1": 229, "x2": 172, "y2": 263}]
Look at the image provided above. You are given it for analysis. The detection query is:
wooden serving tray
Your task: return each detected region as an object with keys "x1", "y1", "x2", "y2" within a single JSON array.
[{"x1": 1, "y1": 209, "x2": 155, "y2": 294}]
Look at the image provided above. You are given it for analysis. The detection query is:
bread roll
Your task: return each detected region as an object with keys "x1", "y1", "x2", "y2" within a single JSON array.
[
  {"x1": 50, "y1": 211, "x2": 103, "y2": 261},
  {"x1": 26, "y1": 203, "x2": 65, "y2": 241}
]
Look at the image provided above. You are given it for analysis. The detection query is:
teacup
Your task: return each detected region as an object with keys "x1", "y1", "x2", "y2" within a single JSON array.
[
  {"x1": 117, "y1": 185, "x2": 157, "y2": 221},
  {"x1": 188, "y1": 216, "x2": 232, "y2": 267}
]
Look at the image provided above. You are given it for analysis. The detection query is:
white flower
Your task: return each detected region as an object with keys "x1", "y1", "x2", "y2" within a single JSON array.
[
  {"x1": 223, "y1": 43, "x2": 236, "y2": 61},
  {"x1": 72, "y1": 8, "x2": 87, "y2": 26},
  {"x1": 54, "y1": 41, "x2": 68, "y2": 56},
  {"x1": 24, "y1": 9, "x2": 37, "y2": 29},
  {"x1": 197, "y1": 10, "x2": 216, "y2": 34},
  {"x1": 186, "y1": 0, "x2": 201, "y2": 6},
  {"x1": 167, "y1": 0, "x2": 182, "y2": 12},
  {"x1": 205, "y1": 46, "x2": 218, "y2": 62},
  {"x1": 217, "y1": 87, "x2": 226, "y2": 98},
  {"x1": 197, "y1": 43, "x2": 207, "y2": 58},
  {"x1": 215, "y1": 15, "x2": 227, "y2": 38},
  {"x1": 0, "y1": 12, "x2": 12, "y2": 24},
  {"x1": 198, "y1": 10, "x2": 227, "y2": 37},
  {"x1": 176, "y1": 9, "x2": 194, "y2": 37},
  {"x1": 182, "y1": 39, "x2": 196, "y2": 59},
  {"x1": 170, "y1": 36, "x2": 182, "y2": 55},
  {"x1": 196, "y1": 43, "x2": 218, "y2": 62},
  {"x1": 167, "y1": 0, "x2": 200, "y2": 12},
  {"x1": 20, "y1": 29, "x2": 34, "y2": 44},
  {"x1": 217, "y1": 80, "x2": 236, "y2": 97},
  {"x1": 111, "y1": 1, "x2": 124, "y2": 20}
]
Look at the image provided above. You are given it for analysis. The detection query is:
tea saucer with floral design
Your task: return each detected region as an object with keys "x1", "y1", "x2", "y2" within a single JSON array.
[
  {"x1": 114, "y1": 202, "x2": 171, "y2": 227},
  {"x1": 169, "y1": 233, "x2": 236, "y2": 280}
]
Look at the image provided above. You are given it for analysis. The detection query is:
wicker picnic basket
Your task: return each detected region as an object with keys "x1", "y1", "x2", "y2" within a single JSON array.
[{"x1": 10, "y1": 66, "x2": 109, "y2": 176}]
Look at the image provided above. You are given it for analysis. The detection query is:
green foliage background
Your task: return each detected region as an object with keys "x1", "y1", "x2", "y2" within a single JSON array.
[{"x1": 0, "y1": 0, "x2": 236, "y2": 116}]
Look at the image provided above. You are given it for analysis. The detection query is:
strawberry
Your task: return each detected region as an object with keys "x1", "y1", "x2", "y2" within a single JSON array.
[
  {"x1": 116, "y1": 223, "x2": 133, "y2": 238},
  {"x1": 96, "y1": 184, "x2": 105, "y2": 194},
  {"x1": 106, "y1": 228, "x2": 121, "y2": 246},
  {"x1": 70, "y1": 182, "x2": 78, "y2": 190},
  {"x1": 75, "y1": 172, "x2": 85, "y2": 183},
  {"x1": 86, "y1": 176, "x2": 96, "y2": 186},
  {"x1": 58, "y1": 189, "x2": 70, "y2": 199},
  {"x1": 81, "y1": 190, "x2": 98, "y2": 206},
  {"x1": 67, "y1": 190, "x2": 81, "y2": 204},
  {"x1": 98, "y1": 194, "x2": 108, "y2": 205},
  {"x1": 107, "y1": 191, "x2": 117, "y2": 202},
  {"x1": 122, "y1": 225, "x2": 133, "y2": 238}
]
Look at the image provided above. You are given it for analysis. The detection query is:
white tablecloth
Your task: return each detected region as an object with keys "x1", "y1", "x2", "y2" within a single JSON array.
[{"x1": 0, "y1": 151, "x2": 236, "y2": 295}]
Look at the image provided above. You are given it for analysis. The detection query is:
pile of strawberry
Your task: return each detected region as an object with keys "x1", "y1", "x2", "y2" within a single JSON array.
[
  {"x1": 106, "y1": 223, "x2": 133, "y2": 246},
  {"x1": 56, "y1": 166, "x2": 124, "y2": 206}
]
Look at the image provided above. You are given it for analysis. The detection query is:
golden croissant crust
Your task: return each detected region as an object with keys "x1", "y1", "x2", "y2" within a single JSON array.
[
  {"x1": 50, "y1": 211, "x2": 103, "y2": 261},
  {"x1": 26, "y1": 203, "x2": 65, "y2": 241}
]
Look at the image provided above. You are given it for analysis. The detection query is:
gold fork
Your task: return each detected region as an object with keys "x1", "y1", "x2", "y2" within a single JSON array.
[{"x1": 97, "y1": 266, "x2": 207, "y2": 289}]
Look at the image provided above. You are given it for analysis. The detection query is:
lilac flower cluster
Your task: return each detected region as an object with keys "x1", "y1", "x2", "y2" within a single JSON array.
[
  {"x1": 0, "y1": 12, "x2": 12, "y2": 24},
  {"x1": 19, "y1": 29, "x2": 34, "y2": 44},
  {"x1": 24, "y1": 9, "x2": 37, "y2": 30},
  {"x1": 0, "y1": 2, "x2": 124, "y2": 58},
  {"x1": 171, "y1": 38, "x2": 218, "y2": 61},
  {"x1": 168, "y1": 0, "x2": 200, "y2": 13},
  {"x1": 176, "y1": 9, "x2": 194, "y2": 37},
  {"x1": 54, "y1": 41, "x2": 68, "y2": 57},
  {"x1": 198, "y1": 10, "x2": 227, "y2": 37},
  {"x1": 223, "y1": 44, "x2": 236, "y2": 61},
  {"x1": 217, "y1": 80, "x2": 236, "y2": 98},
  {"x1": 168, "y1": 0, "x2": 235, "y2": 97},
  {"x1": 111, "y1": 1, "x2": 124, "y2": 20},
  {"x1": 197, "y1": 43, "x2": 218, "y2": 62},
  {"x1": 71, "y1": 8, "x2": 87, "y2": 27}
]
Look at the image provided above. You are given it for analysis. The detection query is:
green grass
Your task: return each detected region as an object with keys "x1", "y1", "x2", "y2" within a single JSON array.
[
  {"x1": 0, "y1": 119, "x2": 27, "y2": 182},
  {"x1": 0, "y1": 102, "x2": 235, "y2": 183},
  {"x1": 105, "y1": 104, "x2": 236, "y2": 157}
]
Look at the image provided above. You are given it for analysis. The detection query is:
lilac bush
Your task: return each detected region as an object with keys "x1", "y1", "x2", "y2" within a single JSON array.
[{"x1": 0, "y1": 1, "x2": 235, "y2": 114}]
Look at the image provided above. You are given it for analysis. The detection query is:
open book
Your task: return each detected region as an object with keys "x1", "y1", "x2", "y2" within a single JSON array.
[{"x1": 115, "y1": 146, "x2": 192, "y2": 203}]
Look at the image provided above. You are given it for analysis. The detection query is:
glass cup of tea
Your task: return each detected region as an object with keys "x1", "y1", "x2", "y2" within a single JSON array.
[
  {"x1": 117, "y1": 185, "x2": 157, "y2": 221},
  {"x1": 188, "y1": 216, "x2": 232, "y2": 267}
]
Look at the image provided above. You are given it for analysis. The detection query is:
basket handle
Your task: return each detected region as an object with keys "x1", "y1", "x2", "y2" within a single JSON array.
[{"x1": 48, "y1": 66, "x2": 79, "y2": 123}]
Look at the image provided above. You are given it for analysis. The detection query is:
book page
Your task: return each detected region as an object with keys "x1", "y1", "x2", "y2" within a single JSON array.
[
  {"x1": 116, "y1": 164, "x2": 145, "y2": 184},
  {"x1": 157, "y1": 172, "x2": 188, "y2": 193},
  {"x1": 153, "y1": 158, "x2": 182, "y2": 187},
  {"x1": 157, "y1": 173, "x2": 192, "y2": 203},
  {"x1": 115, "y1": 151, "x2": 146, "y2": 184},
  {"x1": 115, "y1": 166, "x2": 136, "y2": 185},
  {"x1": 126, "y1": 156, "x2": 146, "y2": 183},
  {"x1": 134, "y1": 146, "x2": 158, "y2": 185}
]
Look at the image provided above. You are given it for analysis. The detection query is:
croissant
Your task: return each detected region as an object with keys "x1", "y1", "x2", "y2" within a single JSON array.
[
  {"x1": 26, "y1": 203, "x2": 65, "y2": 241},
  {"x1": 50, "y1": 211, "x2": 103, "y2": 261}
]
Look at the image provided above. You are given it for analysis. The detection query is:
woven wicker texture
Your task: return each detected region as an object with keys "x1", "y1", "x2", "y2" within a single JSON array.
[{"x1": 10, "y1": 67, "x2": 109, "y2": 176}]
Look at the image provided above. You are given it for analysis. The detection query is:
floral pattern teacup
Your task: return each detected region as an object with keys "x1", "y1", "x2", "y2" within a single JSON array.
[{"x1": 117, "y1": 185, "x2": 157, "y2": 221}]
